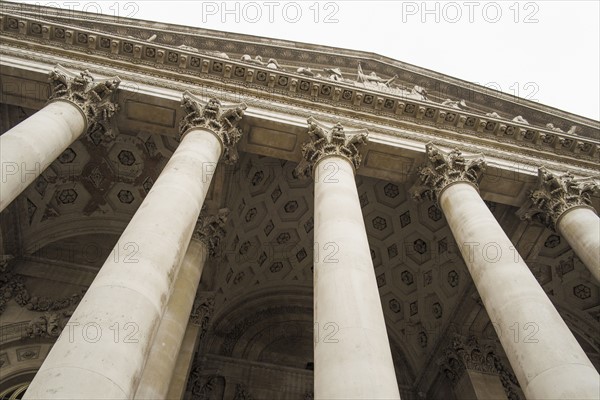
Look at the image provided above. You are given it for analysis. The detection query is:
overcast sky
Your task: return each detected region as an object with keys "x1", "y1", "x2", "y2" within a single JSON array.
[{"x1": 10, "y1": 0, "x2": 600, "y2": 121}]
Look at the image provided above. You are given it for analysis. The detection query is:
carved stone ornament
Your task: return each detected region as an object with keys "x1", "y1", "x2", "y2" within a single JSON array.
[
  {"x1": 519, "y1": 167, "x2": 599, "y2": 231},
  {"x1": 192, "y1": 208, "x2": 229, "y2": 257},
  {"x1": 410, "y1": 143, "x2": 486, "y2": 204},
  {"x1": 437, "y1": 334, "x2": 497, "y2": 385},
  {"x1": 0, "y1": 255, "x2": 84, "y2": 316},
  {"x1": 48, "y1": 64, "x2": 121, "y2": 141},
  {"x1": 489, "y1": 351, "x2": 522, "y2": 400},
  {"x1": 437, "y1": 334, "x2": 521, "y2": 399},
  {"x1": 189, "y1": 292, "x2": 215, "y2": 341},
  {"x1": 295, "y1": 116, "x2": 368, "y2": 178},
  {"x1": 179, "y1": 91, "x2": 247, "y2": 164},
  {"x1": 233, "y1": 383, "x2": 254, "y2": 400},
  {"x1": 23, "y1": 311, "x2": 73, "y2": 339}
]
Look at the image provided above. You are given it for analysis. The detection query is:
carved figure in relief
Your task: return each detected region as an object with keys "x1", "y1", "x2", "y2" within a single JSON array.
[
  {"x1": 546, "y1": 123, "x2": 564, "y2": 133},
  {"x1": 441, "y1": 99, "x2": 467, "y2": 110},
  {"x1": 512, "y1": 115, "x2": 529, "y2": 124},
  {"x1": 266, "y1": 58, "x2": 283, "y2": 70},
  {"x1": 485, "y1": 111, "x2": 502, "y2": 118},
  {"x1": 323, "y1": 67, "x2": 344, "y2": 81},
  {"x1": 296, "y1": 67, "x2": 316, "y2": 77},
  {"x1": 357, "y1": 62, "x2": 397, "y2": 87},
  {"x1": 240, "y1": 54, "x2": 264, "y2": 65},
  {"x1": 178, "y1": 44, "x2": 200, "y2": 52},
  {"x1": 408, "y1": 85, "x2": 428, "y2": 100}
]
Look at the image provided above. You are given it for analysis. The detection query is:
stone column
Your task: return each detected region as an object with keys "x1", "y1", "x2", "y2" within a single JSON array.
[
  {"x1": 520, "y1": 167, "x2": 600, "y2": 282},
  {"x1": 165, "y1": 322, "x2": 201, "y2": 399},
  {"x1": 296, "y1": 118, "x2": 400, "y2": 400},
  {"x1": 24, "y1": 93, "x2": 245, "y2": 399},
  {"x1": 134, "y1": 211, "x2": 226, "y2": 399},
  {"x1": 411, "y1": 143, "x2": 600, "y2": 400},
  {"x1": 0, "y1": 65, "x2": 120, "y2": 212},
  {"x1": 437, "y1": 335, "x2": 518, "y2": 400}
]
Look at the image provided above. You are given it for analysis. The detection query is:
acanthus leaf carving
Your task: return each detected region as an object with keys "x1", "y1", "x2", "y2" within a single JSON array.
[
  {"x1": 488, "y1": 351, "x2": 522, "y2": 400},
  {"x1": 437, "y1": 334, "x2": 521, "y2": 399},
  {"x1": 295, "y1": 116, "x2": 368, "y2": 178},
  {"x1": 233, "y1": 383, "x2": 254, "y2": 400},
  {"x1": 192, "y1": 208, "x2": 229, "y2": 257},
  {"x1": 410, "y1": 143, "x2": 486, "y2": 204},
  {"x1": 519, "y1": 167, "x2": 598, "y2": 231},
  {"x1": 179, "y1": 91, "x2": 247, "y2": 164},
  {"x1": 437, "y1": 334, "x2": 497, "y2": 384},
  {"x1": 0, "y1": 255, "x2": 84, "y2": 316},
  {"x1": 48, "y1": 64, "x2": 121, "y2": 141},
  {"x1": 189, "y1": 292, "x2": 216, "y2": 341},
  {"x1": 23, "y1": 311, "x2": 73, "y2": 339}
]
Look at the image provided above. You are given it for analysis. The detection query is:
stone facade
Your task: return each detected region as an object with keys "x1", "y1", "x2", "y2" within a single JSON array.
[{"x1": 0, "y1": 2, "x2": 599, "y2": 399}]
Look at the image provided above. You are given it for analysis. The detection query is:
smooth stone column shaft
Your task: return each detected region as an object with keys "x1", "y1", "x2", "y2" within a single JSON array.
[
  {"x1": 439, "y1": 183, "x2": 600, "y2": 399},
  {"x1": 24, "y1": 128, "x2": 222, "y2": 399},
  {"x1": 166, "y1": 324, "x2": 201, "y2": 399},
  {"x1": 0, "y1": 101, "x2": 85, "y2": 211},
  {"x1": 313, "y1": 157, "x2": 400, "y2": 400},
  {"x1": 454, "y1": 370, "x2": 508, "y2": 400},
  {"x1": 557, "y1": 207, "x2": 600, "y2": 282},
  {"x1": 134, "y1": 238, "x2": 208, "y2": 399}
]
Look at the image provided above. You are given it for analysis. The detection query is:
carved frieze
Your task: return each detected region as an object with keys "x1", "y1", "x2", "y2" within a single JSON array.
[
  {"x1": 179, "y1": 92, "x2": 246, "y2": 164},
  {"x1": 410, "y1": 143, "x2": 486, "y2": 204},
  {"x1": 295, "y1": 117, "x2": 368, "y2": 178},
  {"x1": 48, "y1": 65, "x2": 120, "y2": 141},
  {"x1": 192, "y1": 208, "x2": 229, "y2": 257},
  {"x1": 519, "y1": 167, "x2": 599, "y2": 231}
]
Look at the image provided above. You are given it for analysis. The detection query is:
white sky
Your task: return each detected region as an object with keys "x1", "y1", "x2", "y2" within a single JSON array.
[{"x1": 8, "y1": 0, "x2": 600, "y2": 121}]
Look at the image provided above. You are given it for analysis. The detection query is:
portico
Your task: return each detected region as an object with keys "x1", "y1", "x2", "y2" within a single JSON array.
[{"x1": 0, "y1": 3, "x2": 599, "y2": 400}]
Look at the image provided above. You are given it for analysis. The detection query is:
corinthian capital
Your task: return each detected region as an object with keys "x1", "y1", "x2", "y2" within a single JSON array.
[
  {"x1": 295, "y1": 117, "x2": 368, "y2": 178},
  {"x1": 179, "y1": 92, "x2": 247, "y2": 164},
  {"x1": 189, "y1": 292, "x2": 215, "y2": 340},
  {"x1": 410, "y1": 143, "x2": 486, "y2": 204},
  {"x1": 437, "y1": 334, "x2": 497, "y2": 386},
  {"x1": 192, "y1": 208, "x2": 229, "y2": 257},
  {"x1": 48, "y1": 65, "x2": 121, "y2": 141},
  {"x1": 519, "y1": 167, "x2": 598, "y2": 231}
]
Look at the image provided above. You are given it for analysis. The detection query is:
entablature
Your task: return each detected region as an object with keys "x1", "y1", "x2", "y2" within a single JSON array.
[
  {"x1": 1, "y1": 10, "x2": 599, "y2": 210},
  {"x1": 2, "y1": 1, "x2": 599, "y2": 139}
]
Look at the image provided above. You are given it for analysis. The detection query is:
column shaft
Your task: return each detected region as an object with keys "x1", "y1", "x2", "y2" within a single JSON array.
[
  {"x1": 0, "y1": 101, "x2": 85, "y2": 211},
  {"x1": 166, "y1": 323, "x2": 201, "y2": 400},
  {"x1": 24, "y1": 128, "x2": 221, "y2": 399},
  {"x1": 557, "y1": 207, "x2": 600, "y2": 282},
  {"x1": 313, "y1": 157, "x2": 400, "y2": 400},
  {"x1": 439, "y1": 183, "x2": 600, "y2": 399},
  {"x1": 134, "y1": 238, "x2": 207, "y2": 399},
  {"x1": 454, "y1": 370, "x2": 508, "y2": 400}
]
